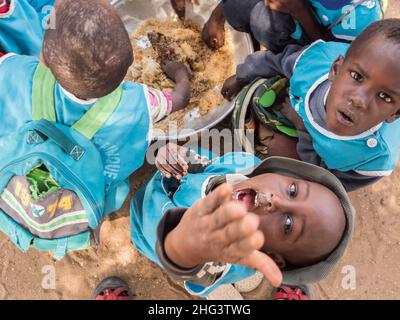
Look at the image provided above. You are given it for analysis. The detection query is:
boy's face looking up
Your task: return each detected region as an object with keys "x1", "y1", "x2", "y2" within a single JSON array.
[
  {"x1": 232, "y1": 173, "x2": 345, "y2": 268},
  {"x1": 326, "y1": 34, "x2": 400, "y2": 136}
]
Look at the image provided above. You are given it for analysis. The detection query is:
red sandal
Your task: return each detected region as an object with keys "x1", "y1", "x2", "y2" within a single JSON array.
[
  {"x1": 93, "y1": 277, "x2": 133, "y2": 301},
  {"x1": 273, "y1": 285, "x2": 310, "y2": 300}
]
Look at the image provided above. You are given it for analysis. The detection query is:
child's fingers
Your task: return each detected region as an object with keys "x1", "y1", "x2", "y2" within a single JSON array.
[
  {"x1": 165, "y1": 162, "x2": 183, "y2": 177},
  {"x1": 166, "y1": 146, "x2": 187, "y2": 172},
  {"x1": 240, "y1": 250, "x2": 283, "y2": 287},
  {"x1": 159, "y1": 166, "x2": 172, "y2": 179},
  {"x1": 175, "y1": 151, "x2": 189, "y2": 172},
  {"x1": 177, "y1": 147, "x2": 189, "y2": 168},
  {"x1": 210, "y1": 199, "x2": 247, "y2": 231},
  {"x1": 194, "y1": 184, "x2": 233, "y2": 216},
  {"x1": 216, "y1": 212, "x2": 260, "y2": 243},
  {"x1": 157, "y1": 154, "x2": 182, "y2": 178},
  {"x1": 225, "y1": 230, "x2": 265, "y2": 260},
  {"x1": 156, "y1": 160, "x2": 172, "y2": 178}
]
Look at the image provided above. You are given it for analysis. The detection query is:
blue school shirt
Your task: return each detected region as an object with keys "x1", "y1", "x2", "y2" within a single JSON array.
[
  {"x1": 289, "y1": 40, "x2": 400, "y2": 177},
  {"x1": 291, "y1": 0, "x2": 384, "y2": 42},
  {"x1": 130, "y1": 152, "x2": 262, "y2": 297},
  {"x1": 0, "y1": 53, "x2": 151, "y2": 213},
  {"x1": 0, "y1": 0, "x2": 54, "y2": 56}
]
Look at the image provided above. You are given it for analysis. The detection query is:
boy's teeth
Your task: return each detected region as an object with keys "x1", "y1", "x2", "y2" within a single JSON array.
[{"x1": 254, "y1": 193, "x2": 260, "y2": 207}]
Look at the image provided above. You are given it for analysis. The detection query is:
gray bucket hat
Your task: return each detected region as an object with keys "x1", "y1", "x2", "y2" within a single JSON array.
[{"x1": 239, "y1": 156, "x2": 355, "y2": 286}]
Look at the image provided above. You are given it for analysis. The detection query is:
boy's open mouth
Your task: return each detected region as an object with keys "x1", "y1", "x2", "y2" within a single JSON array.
[
  {"x1": 336, "y1": 108, "x2": 356, "y2": 127},
  {"x1": 232, "y1": 189, "x2": 257, "y2": 211}
]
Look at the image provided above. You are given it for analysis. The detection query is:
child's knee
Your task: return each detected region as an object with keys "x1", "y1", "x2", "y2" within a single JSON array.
[{"x1": 249, "y1": 2, "x2": 296, "y2": 52}]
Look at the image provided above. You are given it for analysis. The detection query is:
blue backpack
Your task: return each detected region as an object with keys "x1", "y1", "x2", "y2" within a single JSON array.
[{"x1": 0, "y1": 63, "x2": 123, "y2": 259}]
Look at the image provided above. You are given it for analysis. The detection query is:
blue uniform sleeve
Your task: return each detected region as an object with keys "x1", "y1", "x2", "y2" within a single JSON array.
[
  {"x1": 0, "y1": 0, "x2": 51, "y2": 56},
  {"x1": 155, "y1": 205, "x2": 256, "y2": 298},
  {"x1": 184, "y1": 265, "x2": 255, "y2": 297},
  {"x1": 130, "y1": 171, "x2": 177, "y2": 265},
  {"x1": 236, "y1": 44, "x2": 305, "y2": 83},
  {"x1": 312, "y1": 0, "x2": 383, "y2": 41},
  {"x1": 353, "y1": 155, "x2": 395, "y2": 178},
  {"x1": 0, "y1": 54, "x2": 37, "y2": 136},
  {"x1": 297, "y1": 130, "x2": 383, "y2": 191}
]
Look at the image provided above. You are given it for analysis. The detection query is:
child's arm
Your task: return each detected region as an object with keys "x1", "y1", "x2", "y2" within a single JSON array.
[
  {"x1": 161, "y1": 184, "x2": 282, "y2": 287},
  {"x1": 266, "y1": 0, "x2": 329, "y2": 42},
  {"x1": 221, "y1": 44, "x2": 304, "y2": 101},
  {"x1": 161, "y1": 60, "x2": 191, "y2": 113}
]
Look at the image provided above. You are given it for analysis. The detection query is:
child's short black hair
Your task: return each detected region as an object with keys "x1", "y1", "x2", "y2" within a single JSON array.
[
  {"x1": 347, "y1": 19, "x2": 400, "y2": 58},
  {"x1": 43, "y1": 0, "x2": 133, "y2": 99}
]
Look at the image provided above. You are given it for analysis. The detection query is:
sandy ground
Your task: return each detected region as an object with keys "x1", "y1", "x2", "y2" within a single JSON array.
[{"x1": 1, "y1": 2, "x2": 400, "y2": 300}]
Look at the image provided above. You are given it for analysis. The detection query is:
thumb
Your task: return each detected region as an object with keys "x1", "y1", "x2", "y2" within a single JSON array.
[{"x1": 240, "y1": 250, "x2": 283, "y2": 287}]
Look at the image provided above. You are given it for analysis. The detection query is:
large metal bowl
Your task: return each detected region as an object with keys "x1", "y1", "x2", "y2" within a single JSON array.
[{"x1": 111, "y1": 0, "x2": 254, "y2": 140}]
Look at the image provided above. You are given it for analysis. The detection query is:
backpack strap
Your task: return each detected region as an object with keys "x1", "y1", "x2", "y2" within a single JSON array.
[
  {"x1": 54, "y1": 237, "x2": 68, "y2": 260},
  {"x1": 71, "y1": 85, "x2": 123, "y2": 139},
  {"x1": 32, "y1": 63, "x2": 57, "y2": 122},
  {"x1": 31, "y1": 63, "x2": 123, "y2": 140}
]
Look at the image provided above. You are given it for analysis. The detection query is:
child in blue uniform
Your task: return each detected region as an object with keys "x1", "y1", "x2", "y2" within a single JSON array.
[
  {"x1": 199, "y1": 0, "x2": 387, "y2": 51},
  {"x1": 221, "y1": 19, "x2": 400, "y2": 192},
  {"x1": 0, "y1": 0, "x2": 55, "y2": 56},
  {"x1": 0, "y1": 0, "x2": 191, "y2": 213},
  {"x1": 130, "y1": 143, "x2": 354, "y2": 298}
]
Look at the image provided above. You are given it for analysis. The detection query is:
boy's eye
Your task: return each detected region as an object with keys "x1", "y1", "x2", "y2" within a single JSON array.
[
  {"x1": 284, "y1": 216, "x2": 293, "y2": 234},
  {"x1": 350, "y1": 71, "x2": 363, "y2": 82},
  {"x1": 288, "y1": 183, "x2": 298, "y2": 198},
  {"x1": 378, "y1": 92, "x2": 392, "y2": 103}
]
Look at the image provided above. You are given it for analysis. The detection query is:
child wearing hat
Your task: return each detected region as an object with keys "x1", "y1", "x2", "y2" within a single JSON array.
[{"x1": 130, "y1": 143, "x2": 354, "y2": 298}]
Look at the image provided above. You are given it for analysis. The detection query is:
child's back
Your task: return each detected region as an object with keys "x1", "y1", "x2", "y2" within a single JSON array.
[
  {"x1": 0, "y1": 0, "x2": 191, "y2": 208},
  {"x1": 0, "y1": 0, "x2": 193, "y2": 258}
]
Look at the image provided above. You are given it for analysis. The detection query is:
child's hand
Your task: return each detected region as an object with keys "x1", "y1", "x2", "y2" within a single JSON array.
[
  {"x1": 258, "y1": 129, "x2": 300, "y2": 160},
  {"x1": 161, "y1": 61, "x2": 191, "y2": 112},
  {"x1": 171, "y1": 0, "x2": 186, "y2": 19},
  {"x1": 201, "y1": 1, "x2": 225, "y2": 49},
  {"x1": 265, "y1": 0, "x2": 307, "y2": 16},
  {"x1": 202, "y1": 17, "x2": 225, "y2": 49},
  {"x1": 165, "y1": 184, "x2": 283, "y2": 287},
  {"x1": 280, "y1": 98, "x2": 305, "y2": 131},
  {"x1": 171, "y1": 0, "x2": 199, "y2": 20},
  {"x1": 156, "y1": 143, "x2": 189, "y2": 180},
  {"x1": 161, "y1": 60, "x2": 190, "y2": 83},
  {"x1": 221, "y1": 75, "x2": 248, "y2": 101}
]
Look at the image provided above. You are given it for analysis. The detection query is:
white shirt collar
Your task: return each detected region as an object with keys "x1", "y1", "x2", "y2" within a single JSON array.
[
  {"x1": 60, "y1": 85, "x2": 97, "y2": 105},
  {"x1": 305, "y1": 74, "x2": 382, "y2": 140},
  {"x1": 323, "y1": 85, "x2": 330, "y2": 107}
]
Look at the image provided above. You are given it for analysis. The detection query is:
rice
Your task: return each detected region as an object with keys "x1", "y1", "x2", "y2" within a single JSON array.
[{"x1": 125, "y1": 18, "x2": 235, "y2": 132}]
